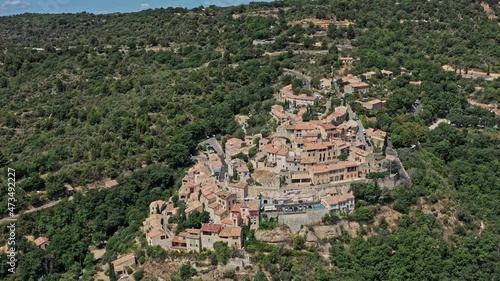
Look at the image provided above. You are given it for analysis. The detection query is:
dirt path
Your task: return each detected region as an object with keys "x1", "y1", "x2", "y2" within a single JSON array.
[
  {"x1": 0, "y1": 199, "x2": 64, "y2": 225},
  {"x1": 442, "y1": 65, "x2": 500, "y2": 78},
  {"x1": 429, "y1": 119, "x2": 450, "y2": 130},
  {"x1": 468, "y1": 99, "x2": 500, "y2": 116}
]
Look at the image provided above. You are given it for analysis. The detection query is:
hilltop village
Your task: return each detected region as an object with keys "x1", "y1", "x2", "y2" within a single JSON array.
[{"x1": 136, "y1": 65, "x2": 402, "y2": 264}]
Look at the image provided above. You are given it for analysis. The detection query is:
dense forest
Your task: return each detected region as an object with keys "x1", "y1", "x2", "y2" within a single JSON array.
[{"x1": 0, "y1": 0, "x2": 498, "y2": 280}]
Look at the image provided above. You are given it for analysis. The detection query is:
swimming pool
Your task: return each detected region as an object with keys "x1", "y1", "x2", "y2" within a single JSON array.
[{"x1": 314, "y1": 204, "x2": 324, "y2": 209}]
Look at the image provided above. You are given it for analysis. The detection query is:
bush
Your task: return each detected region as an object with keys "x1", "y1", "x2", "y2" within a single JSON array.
[
  {"x1": 322, "y1": 212, "x2": 340, "y2": 224},
  {"x1": 133, "y1": 270, "x2": 144, "y2": 281},
  {"x1": 293, "y1": 235, "x2": 305, "y2": 250},
  {"x1": 179, "y1": 264, "x2": 197, "y2": 279},
  {"x1": 348, "y1": 206, "x2": 378, "y2": 221},
  {"x1": 223, "y1": 270, "x2": 236, "y2": 278},
  {"x1": 258, "y1": 220, "x2": 279, "y2": 230}
]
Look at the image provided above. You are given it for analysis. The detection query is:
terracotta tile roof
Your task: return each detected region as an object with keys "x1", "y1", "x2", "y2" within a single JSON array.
[
  {"x1": 341, "y1": 75, "x2": 361, "y2": 84},
  {"x1": 186, "y1": 233, "x2": 200, "y2": 239},
  {"x1": 205, "y1": 193, "x2": 216, "y2": 200},
  {"x1": 285, "y1": 122, "x2": 318, "y2": 131},
  {"x1": 366, "y1": 128, "x2": 387, "y2": 138},
  {"x1": 219, "y1": 226, "x2": 242, "y2": 238},
  {"x1": 236, "y1": 165, "x2": 249, "y2": 173},
  {"x1": 349, "y1": 82, "x2": 369, "y2": 88},
  {"x1": 350, "y1": 147, "x2": 371, "y2": 157},
  {"x1": 311, "y1": 162, "x2": 358, "y2": 174},
  {"x1": 303, "y1": 142, "x2": 334, "y2": 151},
  {"x1": 216, "y1": 191, "x2": 231, "y2": 199},
  {"x1": 201, "y1": 188, "x2": 214, "y2": 197},
  {"x1": 318, "y1": 123, "x2": 336, "y2": 130},
  {"x1": 149, "y1": 200, "x2": 166, "y2": 209},
  {"x1": 263, "y1": 146, "x2": 280, "y2": 154},
  {"x1": 145, "y1": 214, "x2": 162, "y2": 223},
  {"x1": 365, "y1": 99, "x2": 384, "y2": 105},
  {"x1": 221, "y1": 218, "x2": 234, "y2": 225},
  {"x1": 231, "y1": 204, "x2": 241, "y2": 212},
  {"x1": 209, "y1": 154, "x2": 223, "y2": 168},
  {"x1": 186, "y1": 200, "x2": 203, "y2": 214},
  {"x1": 276, "y1": 148, "x2": 288, "y2": 156},
  {"x1": 281, "y1": 84, "x2": 293, "y2": 91},
  {"x1": 105, "y1": 179, "x2": 119, "y2": 188},
  {"x1": 286, "y1": 94, "x2": 317, "y2": 101},
  {"x1": 226, "y1": 138, "x2": 245, "y2": 146},
  {"x1": 272, "y1": 110, "x2": 289, "y2": 120},
  {"x1": 214, "y1": 208, "x2": 228, "y2": 216},
  {"x1": 300, "y1": 157, "x2": 316, "y2": 164},
  {"x1": 34, "y1": 236, "x2": 49, "y2": 247},
  {"x1": 241, "y1": 200, "x2": 260, "y2": 211},
  {"x1": 186, "y1": 228, "x2": 201, "y2": 235},
  {"x1": 229, "y1": 181, "x2": 248, "y2": 189},
  {"x1": 208, "y1": 201, "x2": 221, "y2": 209},
  {"x1": 147, "y1": 228, "x2": 166, "y2": 238},
  {"x1": 353, "y1": 141, "x2": 365, "y2": 148},
  {"x1": 322, "y1": 193, "x2": 355, "y2": 205},
  {"x1": 112, "y1": 253, "x2": 135, "y2": 267},
  {"x1": 172, "y1": 236, "x2": 186, "y2": 244},
  {"x1": 164, "y1": 203, "x2": 177, "y2": 213},
  {"x1": 201, "y1": 223, "x2": 222, "y2": 233}
]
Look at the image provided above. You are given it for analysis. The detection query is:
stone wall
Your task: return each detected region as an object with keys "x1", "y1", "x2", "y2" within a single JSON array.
[{"x1": 277, "y1": 209, "x2": 330, "y2": 233}]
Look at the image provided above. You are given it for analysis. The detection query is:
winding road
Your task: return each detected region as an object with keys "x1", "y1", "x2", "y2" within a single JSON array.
[
  {"x1": 197, "y1": 137, "x2": 227, "y2": 181},
  {"x1": 284, "y1": 69, "x2": 311, "y2": 90}
]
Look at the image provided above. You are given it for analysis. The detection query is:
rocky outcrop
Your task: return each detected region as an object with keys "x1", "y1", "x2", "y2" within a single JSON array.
[
  {"x1": 298, "y1": 221, "x2": 362, "y2": 243},
  {"x1": 255, "y1": 225, "x2": 293, "y2": 244}
]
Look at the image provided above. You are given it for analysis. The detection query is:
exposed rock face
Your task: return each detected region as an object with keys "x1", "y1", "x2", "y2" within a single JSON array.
[
  {"x1": 255, "y1": 225, "x2": 293, "y2": 243},
  {"x1": 298, "y1": 221, "x2": 361, "y2": 243}
]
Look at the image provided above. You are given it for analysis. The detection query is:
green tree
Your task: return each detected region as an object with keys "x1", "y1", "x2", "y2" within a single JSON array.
[
  {"x1": 108, "y1": 262, "x2": 117, "y2": 281},
  {"x1": 293, "y1": 235, "x2": 305, "y2": 250},
  {"x1": 133, "y1": 270, "x2": 144, "y2": 281},
  {"x1": 254, "y1": 268, "x2": 268, "y2": 281},
  {"x1": 310, "y1": 77, "x2": 321, "y2": 89},
  {"x1": 392, "y1": 122, "x2": 428, "y2": 147},
  {"x1": 179, "y1": 264, "x2": 197, "y2": 279}
]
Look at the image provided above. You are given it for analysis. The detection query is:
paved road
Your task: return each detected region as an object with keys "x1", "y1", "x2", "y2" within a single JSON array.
[
  {"x1": 284, "y1": 69, "x2": 311, "y2": 90},
  {"x1": 385, "y1": 136, "x2": 397, "y2": 156},
  {"x1": 413, "y1": 100, "x2": 423, "y2": 116},
  {"x1": 332, "y1": 78, "x2": 343, "y2": 98},
  {"x1": 0, "y1": 199, "x2": 63, "y2": 225},
  {"x1": 346, "y1": 104, "x2": 373, "y2": 152},
  {"x1": 198, "y1": 137, "x2": 227, "y2": 181},
  {"x1": 199, "y1": 137, "x2": 223, "y2": 155}
]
